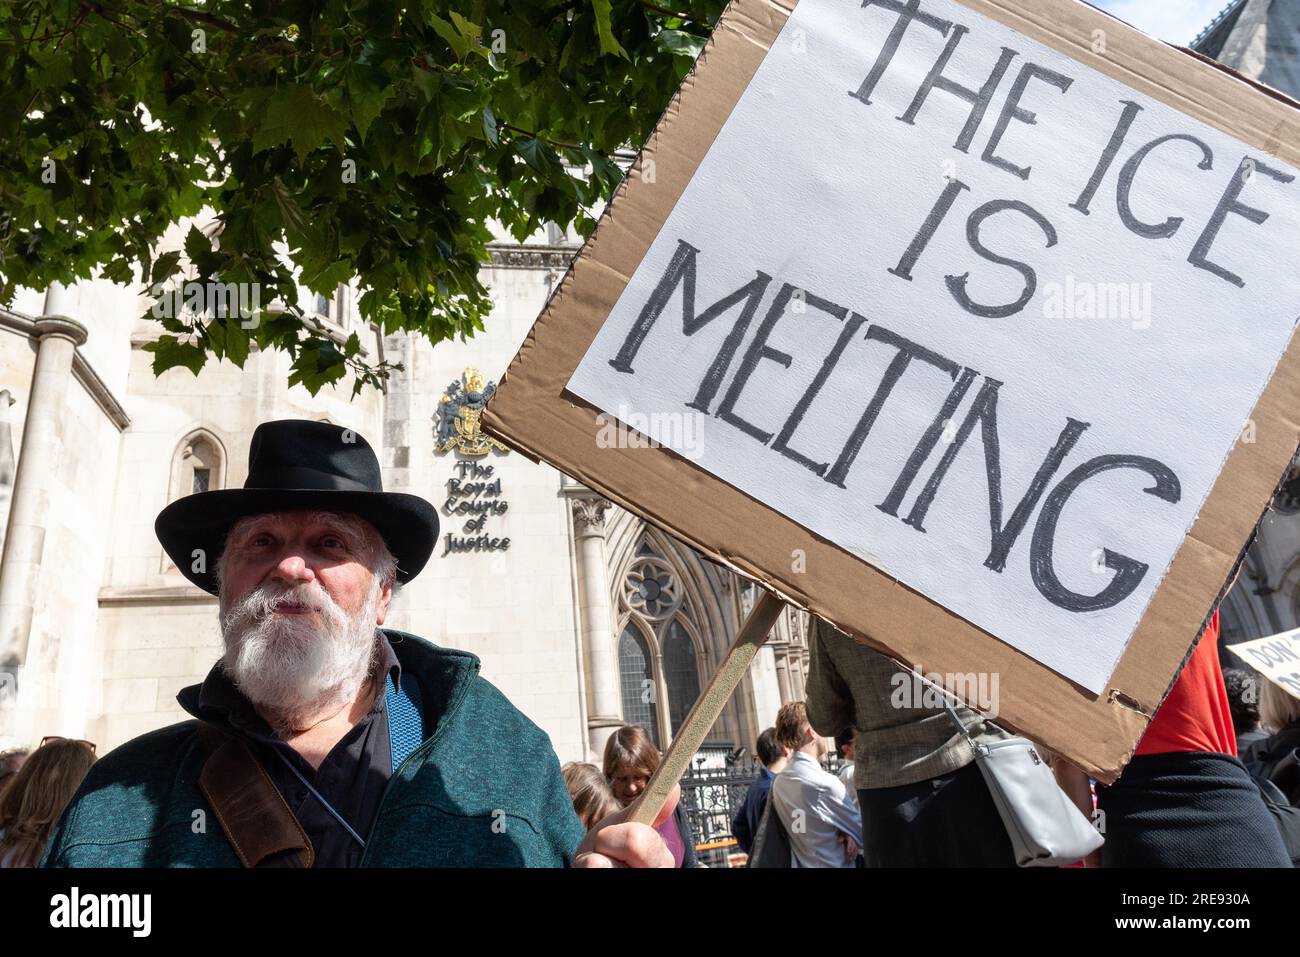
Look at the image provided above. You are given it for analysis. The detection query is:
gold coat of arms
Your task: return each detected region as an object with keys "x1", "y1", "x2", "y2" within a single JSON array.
[{"x1": 435, "y1": 368, "x2": 508, "y2": 456}]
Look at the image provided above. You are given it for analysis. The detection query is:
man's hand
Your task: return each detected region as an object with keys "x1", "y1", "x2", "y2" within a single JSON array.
[
  {"x1": 573, "y1": 784, "x2": 681, "y2": 868},
  {"x1": 838, "y1": 831, "x2": 861, "y2": 862}
]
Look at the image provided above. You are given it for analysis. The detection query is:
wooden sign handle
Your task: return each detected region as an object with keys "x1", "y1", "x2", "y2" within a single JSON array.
[{"x1": 628, "y1": 588, "x2": 787, "y2": 827}]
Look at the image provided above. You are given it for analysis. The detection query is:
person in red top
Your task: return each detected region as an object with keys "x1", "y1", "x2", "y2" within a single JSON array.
[
  {"x1": 1133, "y1": 610, "x2": 1238, "y2": 757},
  {"x1": 1091, "y1": 606, "x2": 1292, "y2": 867}
]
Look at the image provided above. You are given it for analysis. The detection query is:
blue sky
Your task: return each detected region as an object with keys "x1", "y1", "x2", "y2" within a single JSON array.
[{"x1": 1090, "y1": 0, "x2": 1237, "y2": 44}]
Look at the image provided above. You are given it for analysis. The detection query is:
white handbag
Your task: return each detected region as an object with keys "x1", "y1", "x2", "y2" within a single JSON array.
[{"x1": 942, "y1": 699, "x2": 1104, "y2": 867}]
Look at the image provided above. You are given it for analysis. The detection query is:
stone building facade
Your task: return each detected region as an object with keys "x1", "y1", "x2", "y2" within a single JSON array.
[{"x1": 0, "y1": 224, "x2": 806, "y2": 764}]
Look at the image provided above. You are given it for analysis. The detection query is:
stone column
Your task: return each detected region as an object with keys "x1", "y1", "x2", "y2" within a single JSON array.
[
  {"x1": 0, "y1": 390, "x2": 17, "y2": 557},
  {"x1": 0, "y1": 287, "x2": 87, "y2": 677},
  {"x1": 653, "y1": 647, "x2": 670, "y2": 746},
  {"x1": 569, "y1": 493, "x2": 623, "y2": 758},
  {"x1": 774, "y1": 647, "x2": 793, "y2": 704},
  {"x1": 790, "y1": 652, "x2": 806, "y2": 701}
]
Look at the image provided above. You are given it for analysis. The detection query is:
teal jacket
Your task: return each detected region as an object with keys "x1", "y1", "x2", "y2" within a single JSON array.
[{"x1": 41, "y1": 631, "x2": 586, "y2": 867}]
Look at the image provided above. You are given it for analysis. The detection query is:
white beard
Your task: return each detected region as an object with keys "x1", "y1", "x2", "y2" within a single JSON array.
[{"x1": 219, "y1": 577, "x2": 382, "y2": 737}]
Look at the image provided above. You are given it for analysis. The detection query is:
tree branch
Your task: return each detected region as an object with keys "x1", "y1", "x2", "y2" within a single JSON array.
[
  {"x1": 641, "y1": 2, "x2": 698, "y2": 21},
  {"x1": 501, "y1": 123, "x2": 583, "y2": 154},
  {"x1": 166, "y1": 6, "x2": 240, "y2": 32}
]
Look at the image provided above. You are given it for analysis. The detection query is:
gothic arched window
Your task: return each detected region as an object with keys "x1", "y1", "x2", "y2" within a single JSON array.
[
  {"x1": 162, "y1": 430, "x2": 227, "y2": 574},
  {"x1": 663, "y1": 619, "x2": 701, "y2": 737},
  {"x1": 178, "y1": 433, "x2": 223, "y2": 497},
  {"x1": 616, "y1": 540, "x2": 711, "y2": 747},
  {"x1": 618, "y1": 623, "x2": 659, "y2": 746}
]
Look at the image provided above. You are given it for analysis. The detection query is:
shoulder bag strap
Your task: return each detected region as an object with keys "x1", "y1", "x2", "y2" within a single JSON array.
[
  {"x1": 917, "y1": 668, "x2": 984, "y2": 750},
  {"x1": 196, "y1": 723, "x2": 314, "y2": 868}
]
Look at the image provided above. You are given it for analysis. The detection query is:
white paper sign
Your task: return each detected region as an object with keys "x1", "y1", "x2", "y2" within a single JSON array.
[
  {"x1": 1229, "y1": 629, "x2": 1300, "y2": 701},
  {"x1": 567, "y1": 0, "x2": 1300, "y2": 691}
]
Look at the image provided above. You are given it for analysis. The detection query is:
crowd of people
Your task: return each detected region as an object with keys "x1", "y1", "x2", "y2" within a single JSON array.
[
  {"x1": 642, "y1": 603, "x2": 1300, "y2": 868},
  {"x1": 8, "y1": 610, "x2": 1300, "y2": 869},
  {"x1": 10, "y1": 602, "x2": 1299, "y2": 870},
  {"x1": 2, "y1": 420, "x2": 1297, "y2": 869},
  {"x1": 555, "y1": 551, "x2": 1300, "y2": 870}
]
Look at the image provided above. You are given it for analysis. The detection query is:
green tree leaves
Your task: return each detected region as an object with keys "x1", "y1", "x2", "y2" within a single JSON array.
[
  {"x1": 591, "y1": 0, "x2": 630, "y2": 59},
  {"x1": 0, "y1": 0, "x2": 725, "y2": 394},
  {"x1": 254, "y1": 86, "x2": 350, "y2": 163}
]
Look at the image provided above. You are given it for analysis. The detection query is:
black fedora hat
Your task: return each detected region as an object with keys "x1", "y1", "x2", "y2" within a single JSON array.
[{"x1": 155, "y1": 419, "x2": 438, "y2": 595}]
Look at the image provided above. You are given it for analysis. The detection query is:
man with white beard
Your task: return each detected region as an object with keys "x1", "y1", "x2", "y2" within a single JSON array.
[{"x1": 41, "y1": 419, "x2": 676, "y2": 868}]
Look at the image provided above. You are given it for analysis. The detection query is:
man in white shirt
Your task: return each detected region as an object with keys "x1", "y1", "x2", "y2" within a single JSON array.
[{"x1": 769, "y1": 701, "x2": 862, "y2": 868}]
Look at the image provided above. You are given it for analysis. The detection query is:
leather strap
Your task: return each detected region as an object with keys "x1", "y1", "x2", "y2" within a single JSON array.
[{"x1": 196, "y1": 724, "x2": 314, "y2": 868}]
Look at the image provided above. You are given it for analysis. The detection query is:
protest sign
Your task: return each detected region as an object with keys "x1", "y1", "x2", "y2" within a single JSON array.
[
  {"x1": 1229, "y1": 629, "x2": 1300, "y2": 701},
  {"x1": 483, "y1": 0, "x2": 1300, "y2": 780}
]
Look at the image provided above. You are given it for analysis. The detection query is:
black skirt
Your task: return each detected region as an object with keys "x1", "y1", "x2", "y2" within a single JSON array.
[
  {"x1": 858, "y1": 761, "x2": 1017, "y2": 867},
  {"x1": 1096, "y1": 751, "x2": 1293, "y2": 868}
]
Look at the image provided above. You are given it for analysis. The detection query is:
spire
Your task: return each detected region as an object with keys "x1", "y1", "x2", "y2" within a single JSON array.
[{"x1": 1193, "y1": 0, "x2": 1300, "y2": 99}]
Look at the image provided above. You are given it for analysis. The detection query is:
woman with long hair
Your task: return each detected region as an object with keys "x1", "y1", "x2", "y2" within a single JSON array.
[
  {"x1": 561, "y1": 762, "x2": 622, "y2": 831},
  {"x1": 0, "y1": 737, "x2": 96, "y2": 868},
  {"x1": 602, "y1": 725, "x2": 697, "y2": 867}
]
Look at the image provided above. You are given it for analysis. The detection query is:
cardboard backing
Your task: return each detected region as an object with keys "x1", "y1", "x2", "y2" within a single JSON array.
[{"x1": 482, "y1": 0, "x2": 1300, "y2": 781}]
